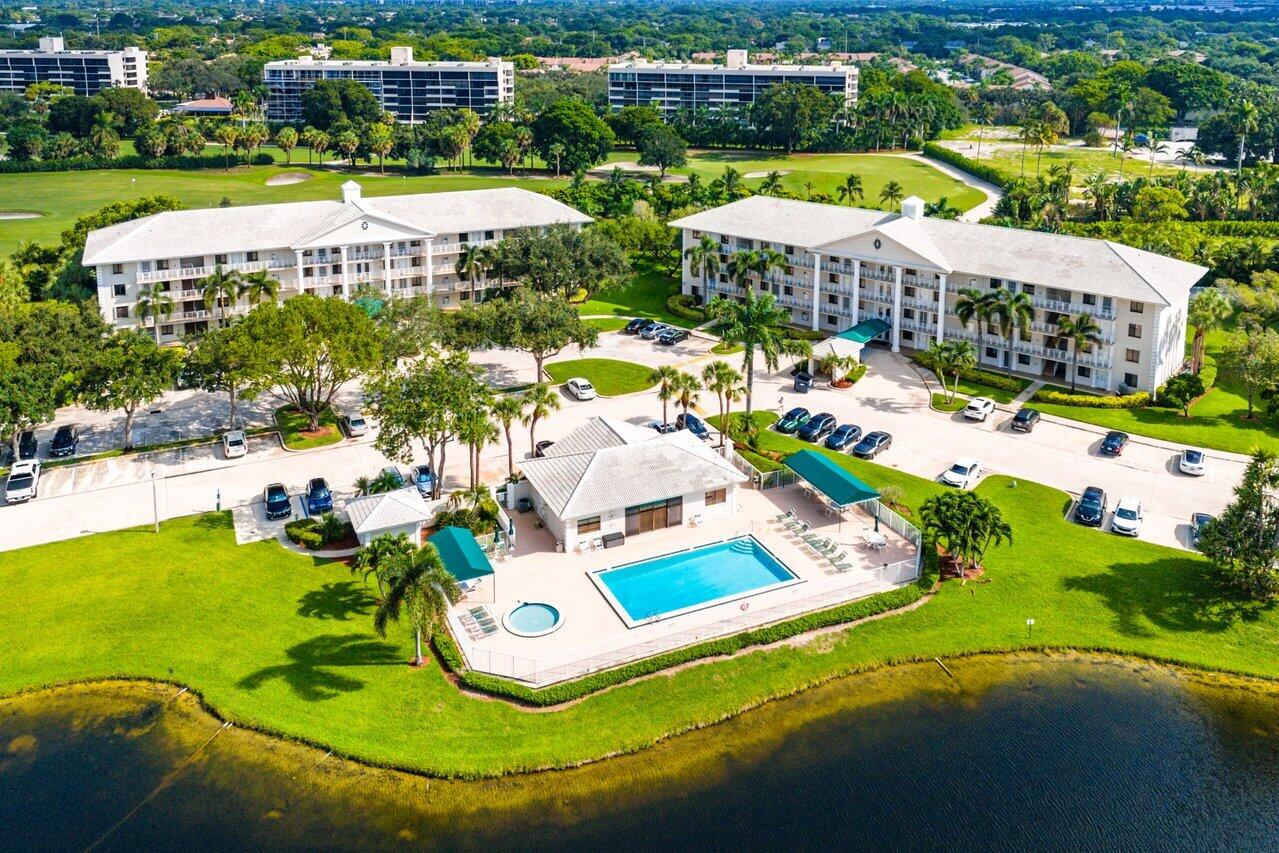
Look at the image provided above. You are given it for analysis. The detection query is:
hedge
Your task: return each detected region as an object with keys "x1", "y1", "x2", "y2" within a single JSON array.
[
  {"x1": 776, "y1": 326, "x2": 829, "y2": 341},
  {"x1": 911, "y1": 352, "x2": 1025, "y2": 394},
  {"x1": 0, "y1": 152, "x2": 275, "y2": 174},
  {"x1": 1032, "y1": 388, "x2": 1151, "y2": 408},
  {"x1": 434, "y1": 555, "x2": 933, "y2": 706},
  {"x1": 284, "y1": 518, "x2": 324, "y2": 550},
  {"x1": 665, "y1": 293, "x2": 706, "y2": 323},
  {"x1": 738, "y1": 446, "x2": 784, "y2": 472},
  {"x1": 921, "y1": 142, "x2": 1016, "y2": 189}
]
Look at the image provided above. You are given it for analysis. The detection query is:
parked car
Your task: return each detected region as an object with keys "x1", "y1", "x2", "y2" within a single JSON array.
[
  {"x1": 1178, "y1": 448, "x2": 1206, "y2": 476},
  {"x1": 341, "y1": 413, "x2": 369, "y2": 437},
  {"x1": 657, "y1": 328, "x2": 691, "y2": 346},
  {"x1": 675, "y1": 412, "x2": 709, "y2": 440},
  {"x1": 1099, "y1": 430, "x2": 1129, "y2": 456},
  {"x1": 565, "y1": 378, "x2": 597, "y2": 400},
  {"x1": 1074, "y1": 486, "x2": 1108, "y2": 527},
  {"x1": 50, "y1": 424, "x2": 79, "y2": 457},
  {"x1": 776, "y1": 407, "x2": 811, "y2": 434},
  {"x1": 852, "y1": 431, "x2": 892, "y2": 459},
  {"x1": 222, "y1": 429, "x2": 248, "y2": 459},
  {"x1": 1190, "y1": 512, "x2": 1214, "y2": 549},
  {"x1": 793, "y1": 371, "x2": 813, "y2": 393},
  {"x1": 1111, "y1": 496, "x2": 1143, "y2": 536},
  {"x1": 4, "y1": 460, "x2": 39, "y2": 503},
  {"x1": 263, "y1": 483, "x2": 292, "y2": 520},
  {"x1": 305, "y1": 477, "x2": 333, "y2": 515},
  {"x1": 17, "y1": 430, "x2": 36, "y2": 460},
  {"x1": 533, "y1": 440, "x2": 555, "y2": 458},
  {"x1": 623, "y1": 317, "x2": 650, "y2": 334},
  {"x1": 941, "y1": 458, "x2": 984, "y2": 489},
  {"x1": 1009, "y1": 408, "x2": 1040, "y2": 433},
  {"x1": 825, "y1": 423, "x2": 863, "y2": 451},
  {"x1": 798, "y1": 413, "x2": 837, "y2": 442},
  {"x1": 646, "y1": 419, "x2": 678, "y2": 434},
  {"x1": 380, "y1": 466, "x2": 406, "y2": 489},
  {"x1": 639, "y1": 323, "x2": 671, "y2": 341},
  {"x1": 963, "y1": 397, "x2": 997, "y2": 421},
  {"x1": 410, "y1": 464, "x2": 435, "y2": 496}
]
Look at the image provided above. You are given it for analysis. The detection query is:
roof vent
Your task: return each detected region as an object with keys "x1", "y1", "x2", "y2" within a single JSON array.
[
  {"x1": 900, "y1": 196, "x2": 925, "y2": 220},
  {"x1": 341, "y1": 180, "x2": 362, "y2": 204}
]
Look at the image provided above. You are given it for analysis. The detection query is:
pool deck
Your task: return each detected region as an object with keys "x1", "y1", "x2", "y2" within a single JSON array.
[{"x1": 449, "y1": 488, "x2": 919, "y2": 684}]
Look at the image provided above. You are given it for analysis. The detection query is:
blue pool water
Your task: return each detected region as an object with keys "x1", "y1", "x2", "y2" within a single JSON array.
[
  {"x1": 596, "y1": 537, "x2": 797, "y2": 623},
  {"x1": 506, "y1": 602, "x2": 562, "y2": 635}
]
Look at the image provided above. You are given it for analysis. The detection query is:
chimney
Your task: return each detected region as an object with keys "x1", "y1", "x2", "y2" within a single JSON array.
[
  {"x1": 39, "y1": 36, "x2": 65, "y2": 52},
  {"x1": 341, "y1": 180, "x2": 362, "y2": 204},
  {"x1": 725, "y1": 49, "x2": 748, "y2": 69},
  {"x1": 390, "y1": 46, "x2": 413, "y2": 65},
  {"x1": 900, "y1": 196, "x2": 925, "y2": 220}
]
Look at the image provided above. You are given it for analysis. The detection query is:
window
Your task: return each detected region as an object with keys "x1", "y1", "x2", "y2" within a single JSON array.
[
  {"x1": 990, "y1": 278, "x2": 1002, "y2": 288},
  {"x1": 484, "y1": 230, "x2": 495, "y2": 240},
  {"x1": 705, "y1": 488, "x2": 726, "y2": 506},
  {"x1": 785, "y1": 245, "x2": 795, "y2": 256},
  {"x1": 1125, "y1": 348, "x2": 1140, "y2": 363},
  {"x1": 783, "y1": 285, "x2": 793, "y2": 296},
  {"x1": 825, "y1": 314, "x2": 837, "y2": 326},
  {"x1": 1127, "y1": 323, "x2": 1142, "y2": 339},
  {"x1": 113, "y1": 284, "x2": 126, "y2": 297},
  {"x1": 1022, "y1": 283, "x2": 1035, "y2": 296},
  {"x1": 214, "y1": 254, "x2": 227, "y2": 265},
  {"x1": 246, "y1": 251, "x2": 258, "y2": 262},
  {"x1": 902, "y1": 330, "x2": 914, "y2": 341},
  {"x1": 1124, "y1": 372, "x2": 1139, "y2": 388},
  {"x1": 156, "y1": 259, "x2": 170, "y2": 271},
  {"x1": 1078, "y1": 366, "x2": 1091, "y2": 378},
  {"x1": 1018, "y1": 354, "x2": 1031, "y2": 365},
  {"x1": 985, "y1": 346, "x2": 997, "y2": 359},
  {"x1": 160, "y1": 325, "x2": 173, "y2": 337},
  {"x1": 827, "y1": 293, "x2": 838, "y2": 305},
  {"x1": 111, "y1": 263, "x2": 123, "y2": 275},
  {"x1": 829, "y1": 273, "x2": 838, "y2": 284},
  {"x1": 114, "y1": 306, "x2": 129, "y2": 319},
  {"x1": 1082, "y1": 293, "x2": 1096, "y2": 306},
  {"x1": 903, "y1": 286, "x2": 915, "y2": 298},
  {"x1": 1130, "y1": 301, "x2": 1144, "y2": 313},
  {"x1": 577, "y1": 516, "x2": 601, "y2": 535}
]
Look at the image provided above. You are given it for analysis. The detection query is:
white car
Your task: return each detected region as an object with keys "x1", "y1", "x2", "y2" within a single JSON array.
[
  {"x1": 222, "y1": 429, "x2": 248, "y2": 459},
  {"x1": 1111, "y1": 496, "x2": 1143, "y2": 537},
  {"x1": 565, "y1": 377, "x2": 597, "y2": 401},
  {"x1": 963, "y1": 397, "x2": 997, "y2": 421},
  {"x1": 342, "y1": 413, "x2": 369, "y2": 437},
  {"x1": 4, "y1": 460, "x2": 40, "y2": 503},
  {"x1": 940, "y1": 458, "x2": 984, "y2": 489},
  {"x1": 1179, "y1": 448, "x2": 1206, "y2": 476}
]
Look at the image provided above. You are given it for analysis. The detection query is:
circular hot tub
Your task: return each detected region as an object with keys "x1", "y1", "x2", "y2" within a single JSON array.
[{"x1": 503, "y1": 602, "x2": 564, "y2": 637}]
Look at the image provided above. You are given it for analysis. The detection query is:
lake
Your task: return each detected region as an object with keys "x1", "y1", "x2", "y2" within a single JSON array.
[{"x1": 3, "y1": 654, "x2": 1279, "y2": 850}]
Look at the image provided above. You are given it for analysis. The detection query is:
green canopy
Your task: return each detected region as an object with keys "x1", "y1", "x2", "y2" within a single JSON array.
[
  {"x1": 836, "y1": 318, "x2": 891, "y2": 344},
  {"x1": 429, "y1": 526, "x2": 494, "y2": 582},
  {"x1": 785, "y1": 450, "x2": 881, "y2": 507}
]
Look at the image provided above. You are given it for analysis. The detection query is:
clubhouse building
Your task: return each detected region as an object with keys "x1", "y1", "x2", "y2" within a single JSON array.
[
  {"x1": 83, "y1": 181, "x2": 590, "y2": 341},
  {"x1": 671, "y1": 196, "x2": 1208, "y2": 393}
]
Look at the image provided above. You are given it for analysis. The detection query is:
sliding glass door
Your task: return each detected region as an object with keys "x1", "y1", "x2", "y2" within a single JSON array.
[{"x1": 625, "y1": 497, "x2": 683, "y2": 535}]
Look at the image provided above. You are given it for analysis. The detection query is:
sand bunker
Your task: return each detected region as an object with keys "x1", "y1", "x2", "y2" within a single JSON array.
[
  {"x1": 0, "y1": 211, "x2": 41, "y2": 220},
  {"x1": 265, "y1": 172, "x2": 313, "y2": 186},
  {"x1": 742, "y1": 170, "x2": 793, "y2": 178}
]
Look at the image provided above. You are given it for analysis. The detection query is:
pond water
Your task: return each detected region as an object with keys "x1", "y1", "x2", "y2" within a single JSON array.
[{"x1": 4, "y1": 654, "x2": 1279, "y2": 851}]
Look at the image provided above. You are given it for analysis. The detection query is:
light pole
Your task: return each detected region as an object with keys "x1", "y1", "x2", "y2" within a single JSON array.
[{"x1": 151, "y1": 471, "x2": 160, "y2": 533}]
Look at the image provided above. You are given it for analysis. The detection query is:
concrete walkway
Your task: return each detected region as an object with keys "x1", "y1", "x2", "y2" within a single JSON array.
[
  {"x1": 1012, "y1": 380, "x2": 1045, "y2": 406},
  {"x1": 892, "y1": 152, "x2": 1004, "y2": 222}
]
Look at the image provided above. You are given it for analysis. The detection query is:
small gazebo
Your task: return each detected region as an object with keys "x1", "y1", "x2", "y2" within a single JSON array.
[
  {"x1": 784, "y1": 449, "x2": 886, "y2": 538},
  {"x1": 429, "y1": 526, "x2": 495, "y2": 601}
]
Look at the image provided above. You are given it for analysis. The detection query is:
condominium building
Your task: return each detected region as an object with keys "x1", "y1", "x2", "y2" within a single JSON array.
[
  {"x1": 83, "y1": 182, "x2": 591, "y2": 343},
  {"x1": 608, "y1": 49, "x2": 858, "y2": 117},
  {"x1": 671, "y1": 196, "x2": 1207, "y2": 393},
  {"x1": 0, "y1": 37, "x2": 147, "y2": 95},
  {"x1": 263, "y1": 47, "x2": 514, "y2": 123}
]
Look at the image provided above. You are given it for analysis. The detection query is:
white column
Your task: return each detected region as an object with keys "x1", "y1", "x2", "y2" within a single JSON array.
[
  {"x1": 891, "y1": 266, "x2": 903, "y2": 352},
  {"x1": 810, "y1": 251, "x2": 821, "y2": 332},
  {"x1": 294, "y1": 250, "x2": 304, "y2": 294},
  {"x1": 339, "y1": 246, "x2": 350, "y2": 299},
  {"x1": 851, "y1": 259, "x2": 861, "y2": 325},
  {"x1": 425, "y1": 239, "x2": 434, "y2": 299},
  {"x1": 382, "y1": 241, "x2": 392, "y2": 295},
  {"x1": 935, "y1": 273, "x2": 947, "y2": 345}
]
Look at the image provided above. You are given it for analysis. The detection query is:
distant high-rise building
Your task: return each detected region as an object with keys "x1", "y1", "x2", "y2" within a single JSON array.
[
  {"x1": 263, "y1": 47, "x2": 514, "y2": 123},
  {"x1": 0, "y1": 36, "x2": 147, "y2": 95}
]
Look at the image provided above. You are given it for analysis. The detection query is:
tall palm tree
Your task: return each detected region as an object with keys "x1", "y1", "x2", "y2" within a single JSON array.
[
  {"x1": 1082, "y1": 171, "x2": 1113, "y2": 220},
  {"x1": 954, "y1": 288, "x2": 997, "y2": 363},
  {"x1": 1188, "y1": 287, "x2": 1232, "y2": 375},
  {"x1": 879, "y1": 180, "x2": 904, "y2": 211},
  {"x1": 200, "y1": 264, "x2": 241, "y2": 326},
  {"x1": 352, "y1": 532, "x2": 415, "y2": 597},
  {"x1": 1147, "y1": 138, "x2": 1170, "y2": 176},
  {"x1": 89, "y1": 110, "x2": 120, "y2": 157},
  {"x1": 684, "y1": 234, "x2": 721, "y2": 301},
  {"x1": 133, "y1": 282, "x2": 174, "y2": 344},
  {"x1": 521, "y1": 382, "x2": 560, "y2": 455},
  {"x1": 671, "y1": 371, "x2": 701, "y2": 419},
  {"x1": 927, "y1": 339, "x2": 975, "y2": 403},
  {"x1": 238, "y1": 269, "x2": 279, "y2": 307},
  {"x1": 373, "y1": 543, "x2": 460, "y2": 668},
  {"x1": 720, "y1": 166, "x2": 744, "y2": 199},
  {"x1": 1227, "y1": 99, "x2": 1259, "y2": 173},
  {"x1": 837, "y1": 173, "x2": 864, "y2": 206},
  {"x1": 701, "y1": 360, "x2": 743, "y2": 447},
  {"x1": 491, "y1": 394, "x2": 524, "y2": 479},
  {"x1": 455, "y1": 242, "x2": 485, "y2": 302},
  {"x1": 1056, "y1": 313, "x2": 1103, "y2": 392},
  {"x1": 456, "y1": 404, "x2": 498, "y2": 489},
  {"x1": 991, "y1": 289, "x2": 1034, "y2": 376},
  {"x1": 707, "y1": 290, "x2": 812, "y2": 419},
  {"x1": 650, "y1": 364, "x2": 681, "y2": 426},
  {"x1": 759, "y1": 171, "x2": 784, "y2": 196}
]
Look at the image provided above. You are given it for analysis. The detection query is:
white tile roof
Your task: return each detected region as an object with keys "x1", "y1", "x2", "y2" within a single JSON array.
[
  {"x1": 671, "y1": 196, "x2": 1208, "y2": 307},
  {"x1": 82, "y1": 186, "x2": 592, "y2": 266},
  {"x1": 520, "y1": 417, "x2": 747, "y2": 519},
  {"x1": 343, "y1": 488, "x2": 433, "y2": 535}
]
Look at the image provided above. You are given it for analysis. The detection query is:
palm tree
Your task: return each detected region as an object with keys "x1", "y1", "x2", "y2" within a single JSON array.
[
  {"x1": 199, "y1": 264, "x2": 241, "y2": 326},
  {"x1": 990, "y1": 289, "x2": 1034, "y2": 376},
  {"x1": 684, "y1": 234, "x2": 721, "y2": 301},
  {"x1": 238, "y1": 269, "x2": 279, "y2": 307},
  {"x1": 837, "y1": 173, "x2": 864, "y2": 206},
  {"x1": 456, "y1": 404, "x2": 498, "y2": 489},
  {"x1": 650, "y1": 364, "x2": 681, "y2": 426},
  {"x1": 521, "y1": 383, "x2": 560, "y2": 456},
  {"x1": 927, "y1": 340, "x2": 975, "y2": 403},
  {"x1": 373, "y1": 543, "x2": 460, "y2": 668},
  {"x1": 954, "y1": 288, "x2": 997, "y2": 363},
  {"x1": 920, "y1": 490, "x2": 1013, "y2": 576},
  {"x1": 707, "y1": 289, "x2": 812, "y2": 419},
  {"x1": 1188, "y1": 287, "x2": 1233, "y2": 375},
  {"x1": 213, "y1": 124, "x2": 238, "y2": 169},
  {"x1": 1227, "y1": 99, "x2": 1259, "y2": 173},
  {"x1": 719, "y1": 166, "x2": 744, "y2": 199},
  {"x1": 1083, "y1": 171, "x2": 1113, "y2": 220},
  {"x1": 879, "y1": 180, "x2": 904, "y2": 211},
  {"x1": 89, "y1": 110, "x2": 120, "y2": 157},
  {"x1": 352, "y1": 532, "x2": 416, "y2": 596},
  {"x1": 759, "y1": 171, "x2": 784, "y2": 196},
  {"x1": 491, "y1": 394, "x2": 524, "y2": 479},
  {"x1": 701, "y1": 360, "x2": 743, "y2": 447},
  {"x1": 133, "y1": 282, "x2": 174, "y2": 344},
  {"x1": 455, "y1": 242, "x2": 485, "y2": 302},
  {"x1": 1117, "y1": 136, "x2": 1138, "y2": 177},
  {"x1": 1147, "y1": 138, "x2": 1170, "y2": 176},
  {"x1": 671, "y1": 371, "x2": 701, "y2": 419},
  {"x1": 546, "y1": 142, "x2": 565, "y2": 178},
  {"x1": 1056, "y1": 313, "x2": 1103, "y2": 392}
]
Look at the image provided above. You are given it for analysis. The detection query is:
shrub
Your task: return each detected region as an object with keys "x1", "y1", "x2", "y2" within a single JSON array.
[
  {"x1": 664, "y1": 293, "x2": 706, "y2": 322},
  {"x1": 316, "y1": 511, "x2": 348, "y2": 544},
  {"x1": 433, "y1": 507, "x2": 495, "y2": 536},
  {"x1": 284, "y1": 518, "x2": 324, "y2": 550},
  {"x1": 776, "y1": 326, "x2": 828, "y2": 341},
  {"x1": 0, "y1": 152, "x2": 274, "y2": 174},
  {"x1": 1082, "y1": 130, "x2": 1105, "y2": 148},
  {"x1": 738, "y1": 447, "x2": 784, "y2": 472},
  {"x1": 921, "y1": 142, "x2": 1015, "y2": 189},
  {"x1": 1032, "y1": 388, "x2": 1150, "y2": 408},
  {"x1": 910, "y1": 352, "x2": 1024, "y2": 393}
]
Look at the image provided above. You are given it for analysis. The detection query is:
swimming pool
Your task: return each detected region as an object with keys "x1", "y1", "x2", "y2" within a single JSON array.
[
  {"x1": 592, "y1": 536, "x2": 800, "y2": 626},
  {"x1": 503, "y1": 602, "x2": 564, "y2": 638}
]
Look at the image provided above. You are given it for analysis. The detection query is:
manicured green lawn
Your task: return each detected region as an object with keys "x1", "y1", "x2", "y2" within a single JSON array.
[
  {"x1": 544, "y1": 358, "x2": 656, "y2": 396},
  {"x1": 932, "y1": 393, "x2": 968, "y2": 412},
  {"x1": 576, "y1": 262, "x2": 686, "y2": 327},
  {"x1": 711, "y1": 341, "x2": 743, "y2": 355},
  {"x1": 275, "y1": 406, "x2": 344, "y2": 450},
  {"x1": 937, "y1": 129, "x2": 1189, "y2": 183},
  {"x1": 580, "y1": 317, "x2": 630, "y2": 332}
]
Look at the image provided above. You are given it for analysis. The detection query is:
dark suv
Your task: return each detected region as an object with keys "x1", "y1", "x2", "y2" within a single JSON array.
[
  {"x1": 776, "y1": 407, "x2": 811, "y2": 434},
  {"x1": 798, "y1": 413, "x2": 837, "y2": 442},
  {"x1": 1074, "y1": 486, "x2": 1107, "y2": 527},
  {"x1": 306, "y1": 478, "x2": 333, "y2": 515},
  {"x1": 50, "y1": 425, "x2": 79, "y2": 457},
  {"x1": 1010, "y1": 408, "x2": 1040, "y2": 433},
  {"x1": 264, "y1": 483, "x2": 292, "y2": 520},
  {"x1": 18, "y1": 430, "x2": 37, "y2": 460},
  {"x1": 623, "y1": 317, "x2": 650, "y2": 334},
  {"x1": 1099, "y1": 431, "x2": 1129, "y2": 456}
]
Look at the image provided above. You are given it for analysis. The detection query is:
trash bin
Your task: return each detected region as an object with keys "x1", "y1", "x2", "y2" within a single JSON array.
[{"x1": 794, "y1": 371, "x2": 813, "y2": 393}]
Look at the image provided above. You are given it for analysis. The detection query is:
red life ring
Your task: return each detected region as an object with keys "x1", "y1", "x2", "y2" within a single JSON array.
[{"x1": 740, "y1": 602, "x2": 749, "y2": 612}]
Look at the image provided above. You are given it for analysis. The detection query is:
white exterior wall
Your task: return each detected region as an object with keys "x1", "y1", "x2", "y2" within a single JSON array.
[
  {"x1": 540, "y1": 483, "x2": 740, "y2": 553},
  {"x1": 356, "y1": 521, "x2": 423, "y2": 548}
]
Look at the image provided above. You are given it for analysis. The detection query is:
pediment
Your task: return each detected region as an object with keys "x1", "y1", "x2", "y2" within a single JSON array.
[{"x1": 814, "y1": 226, "x2": 951, "y2": 273}]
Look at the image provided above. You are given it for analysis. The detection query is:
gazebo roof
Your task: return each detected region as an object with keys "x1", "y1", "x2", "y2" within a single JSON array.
[
  {"x1": 429, "y1": 526, "x2": 494, "y2": 582},
  {"x1": 784, "y1": 450, "x2": 880, "y2": 507},
  {"x1": 836, "y1": 317, "x2": 891, "y2": 344}
]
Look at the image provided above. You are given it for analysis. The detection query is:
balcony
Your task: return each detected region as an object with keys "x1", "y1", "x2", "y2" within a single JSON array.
[
  {"x1": 135, "y1": 257, "x2": 290, "y2": 284},
  {"x1": 1031, "y1": 294, "x2": 1115, "y2": 321}
]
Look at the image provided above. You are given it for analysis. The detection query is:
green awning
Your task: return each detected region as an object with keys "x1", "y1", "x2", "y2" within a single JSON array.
[
  {"x1": 836, "y1": 318, "x2": 891, "y2": 344},
  {"x1": 429, "y1": 526, "x2": 494, "y2": 582},
  {"x1": 785, "y1": 450, "x2": 881, "y2": 507}
]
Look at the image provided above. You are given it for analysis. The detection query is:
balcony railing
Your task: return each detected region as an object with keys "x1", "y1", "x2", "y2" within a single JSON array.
[
  {"x1": 1031, "y1": 294, "x2": 1116, "y2": 321},
  {"x1": 135, "y1": 257, "x2": 290, "y2": 284}
]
